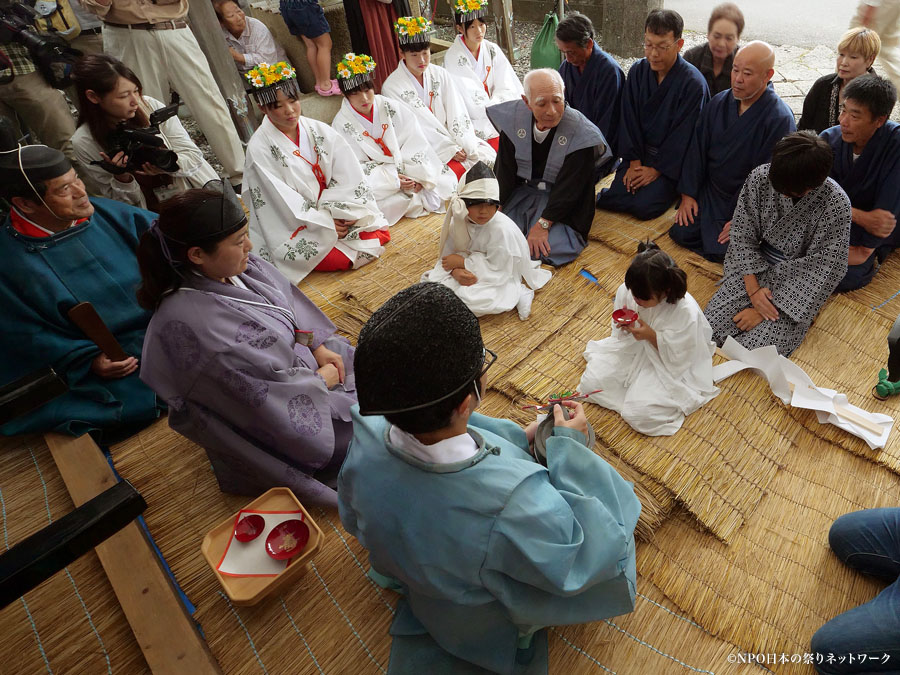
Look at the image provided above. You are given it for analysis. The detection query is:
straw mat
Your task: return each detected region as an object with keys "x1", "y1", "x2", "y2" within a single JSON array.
[
  {"x1": 0, "y1": 434, "x2": 149, "y2": 674},
  {"x1": 787, "y1": 292, "x2": 900, "y2": 474},
  {"x1": 637, "y1": 422, "x2": 897, "y2": 674}
]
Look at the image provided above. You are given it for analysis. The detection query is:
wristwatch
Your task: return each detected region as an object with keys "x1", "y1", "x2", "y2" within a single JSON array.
[{"x1": 537, "y1": 218, "x2": 551, "y2": 230}]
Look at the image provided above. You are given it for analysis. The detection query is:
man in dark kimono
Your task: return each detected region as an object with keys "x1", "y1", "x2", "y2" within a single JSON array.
[
  {"x1": 596, "y1": 9, "x2": 709, "y2": 221},
  {"x1": 670, "y1": 41, "x2": 796, "y2": 262},
  {"x1": 0, "y1": 145, "x2": 160, "y2": 438},
  {"x1": 704, "y1": 132, "x2": 851, "y2": 357},
  {"x1": 556, "y1": 12, "x2": 624, "y2": 178},
  {"x1": 487, "y1": 68, "x2": 609, "y2": 267},
  {"x1": 821, "y1": 74, "x2": 900, "y2": 291}
]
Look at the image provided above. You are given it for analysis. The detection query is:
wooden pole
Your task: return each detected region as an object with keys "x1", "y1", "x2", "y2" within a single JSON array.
[
  {"x1": 186, "y1": 0, "x2": 257, "y2": 142},
  {"x1": 45, "y1": 432, "x2": 223, "y2": 675},
  {"x1": 490, "y1": 0, "x2": 519, "y2": 62}
]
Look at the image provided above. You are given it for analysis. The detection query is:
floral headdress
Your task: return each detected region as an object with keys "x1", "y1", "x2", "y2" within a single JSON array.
[
  {"x1": 453, "y1": 0, "x2": 488, "y2": 23},
  {"x1": 336, "y1": 53, "x2": 377, "y2": 93},
  {"x1": 394, "y1": 16, "x2": 432, "y2": 46},
  {"x1": 244, "y1": 61, "x2": 299, "y2": 106}
]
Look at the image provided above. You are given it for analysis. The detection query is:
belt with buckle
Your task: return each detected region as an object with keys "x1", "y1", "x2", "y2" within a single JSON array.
[
  {"x1": 81, "y1": 26, "x2": 103, "y2": 34},
  {"x1": 104, "y1": 19, "x2": 188, "y2": 30}
]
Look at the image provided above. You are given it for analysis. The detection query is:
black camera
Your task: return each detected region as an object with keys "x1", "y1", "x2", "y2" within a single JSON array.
[
  {"x1": 91, "y1": 94, "x2": 183, "y2": 175},
  {"x1": 0, "y1": 1, "x2": 81, "y2": 88}
]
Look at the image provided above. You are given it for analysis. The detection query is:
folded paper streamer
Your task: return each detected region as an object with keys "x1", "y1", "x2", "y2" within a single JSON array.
[
  {"x1": 217, "y1": 508, "x2": 304, "y2": 577},
  {"x1": 712, "y1": 336, "x2": 893, "y2": 450}
]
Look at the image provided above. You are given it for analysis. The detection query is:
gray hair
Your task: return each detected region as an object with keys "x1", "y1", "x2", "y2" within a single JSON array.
[
  {"x1": 555, "y1": 11, "x2": 594, "y2": 48},
  {"x1": 523, "y1": 68, "x2": 565, "y2": 100}
]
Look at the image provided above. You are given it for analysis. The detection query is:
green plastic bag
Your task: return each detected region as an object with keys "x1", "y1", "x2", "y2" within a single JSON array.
[{"x1": 530, "y1": 12, "x2": 561, "y2": 70}]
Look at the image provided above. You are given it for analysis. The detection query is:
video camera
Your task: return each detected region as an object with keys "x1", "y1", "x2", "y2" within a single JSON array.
[
  {"x1": 91, "y1": 93, "x2": 183, "y2": 175},
  {"x1": 0, "y1": 0, "x2": 81, "y2": 89}
]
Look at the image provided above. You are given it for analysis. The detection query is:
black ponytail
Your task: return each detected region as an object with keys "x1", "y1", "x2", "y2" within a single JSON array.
[{"x1": 624, "y1": 241, "x2": 688, "y2": 304}]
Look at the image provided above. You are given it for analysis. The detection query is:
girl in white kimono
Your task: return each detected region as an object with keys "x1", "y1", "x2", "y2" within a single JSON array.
[
  {"x1": 422, "y1": 161, "x2": 550, "y2": 319},
  {"x1": 382, "y1": 17, "x2": 496, "y2": 180},
  {"x1": 242, "y1": 62, "x2": 390, "y2": 282},
  {"x1": 444, "y1": 0, "x2": 523, "y2": 148},
  {"x1": 579, "y1": 242, "x2": 719, "y2": 436},
  {"x1": 332, "y1": 53, "x2": 456, "y2": 226}
]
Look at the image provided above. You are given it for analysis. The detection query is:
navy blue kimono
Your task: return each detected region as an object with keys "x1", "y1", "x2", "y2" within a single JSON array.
[
  {"x1": 559, "y1": 43, "x2": 625, "y2": 168},
  {"x1": 670, "y1": 85, "x2": 796, "y2": 259},
  {"x1": 822, "y1": 121, "x2": 900, "y2": 291},
  {"x1": 0, "y1": 198, "x2": 160, "y2": 436},
  {"x1": 596, "y1": 54, "x2": 709, "y2": 220}
]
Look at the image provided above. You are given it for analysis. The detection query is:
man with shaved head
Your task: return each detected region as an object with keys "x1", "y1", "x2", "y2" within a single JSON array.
[
  {"x1": 487, "y1": 68, "x2": 610, "y2": 266},
  {"x1": 670, "y1": 40, "x2": 796, "y2": 261}
]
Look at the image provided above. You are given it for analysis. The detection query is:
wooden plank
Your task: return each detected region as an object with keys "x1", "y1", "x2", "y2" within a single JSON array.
[{"x1": 45, "y1": 432, "x2": 222, "y2": 675}]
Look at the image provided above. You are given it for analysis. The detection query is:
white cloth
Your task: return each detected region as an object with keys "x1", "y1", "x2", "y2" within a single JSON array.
[
  {"x1": 579, "y1": 284, "x2": 720, "y2": 436},
  {"x1": 101, "y1": 24, "x2": 245, "y2": 181},
  {"x1": 243, "y1": 115, "x2": 389, "y2": 282},
  {"x1": 421, "y1": 209, "x2": 551, "y2": 319},
  {"x1": 712, "y1": 336, "x2": 893, "y2": 449},
  {"x1": 382, "y1": 62, "x2": 496, "y2": 167},
  {"x1": 444, "y1": 35, "x2": 522, "y2": 142},
  {"x1": 852, "y1": 0, "x2": 900, "y2": 90},
  {"x1": 388, "y1": 426, "x2": 478, "y2": 464},
  {"x1": 221, "y1": 17, "x2": 287, "y2": 74},
  {"x1": 331, "y1": 95, "x2": 455, "y2": 226},
  {"x1": 71, "y1": 95, "x2": 218, "y2": 208}
]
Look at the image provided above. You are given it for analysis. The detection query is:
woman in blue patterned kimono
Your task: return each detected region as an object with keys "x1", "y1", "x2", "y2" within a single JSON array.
[{"x1": 137, "y1": 183, "x2": 357, "y2": 507}]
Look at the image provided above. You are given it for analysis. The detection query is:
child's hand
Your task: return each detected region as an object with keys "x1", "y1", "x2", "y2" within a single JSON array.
[
  {"x1": 451, "y1": 268, "x2": 478, "y2": 286},
  {"x1": 733, "y1": 308, "x2": 764, "y2": 332},
  {"x1": 441, "y1": 254, "x2": 465, "y2": 271},
  {"x1": 623, "y1": 318, "x2": 656, "y2": 345}
]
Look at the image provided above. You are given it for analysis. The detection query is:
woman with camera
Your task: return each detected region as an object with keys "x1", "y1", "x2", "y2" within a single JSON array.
[{"x1": 71, "y1": 54, "x2": 218, "y2": 210}]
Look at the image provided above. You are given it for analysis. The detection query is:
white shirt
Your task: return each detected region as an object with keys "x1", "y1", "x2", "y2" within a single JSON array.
[
  {"x1": 533, "y1": 123, "x2": 551, "y2": 143},
  {"x1": 389, "y1": 426, "x2": 479, "y2": 465},
  {"x1": 221, "y1": 17, "x2": 287, "y2": 73}
]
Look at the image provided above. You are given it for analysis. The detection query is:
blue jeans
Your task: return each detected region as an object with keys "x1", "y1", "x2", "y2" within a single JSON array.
[{"x1": 811, "y1": 508, "x2": 900, "y2": 674}]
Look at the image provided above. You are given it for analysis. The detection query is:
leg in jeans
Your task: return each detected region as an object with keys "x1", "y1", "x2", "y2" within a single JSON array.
[{"x1": 811, "y1": 508, "x2": 900, "y2": 674}]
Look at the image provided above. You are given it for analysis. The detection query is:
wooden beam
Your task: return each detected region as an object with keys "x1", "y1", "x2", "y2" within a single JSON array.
[{"x1": 45, "y1": 432, "x2": 222, "y2": 675}]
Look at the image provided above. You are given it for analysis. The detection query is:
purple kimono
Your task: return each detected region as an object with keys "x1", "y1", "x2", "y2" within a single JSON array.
[{"x1": 140, "y1": 254, "x2": 356, "y2": 507}]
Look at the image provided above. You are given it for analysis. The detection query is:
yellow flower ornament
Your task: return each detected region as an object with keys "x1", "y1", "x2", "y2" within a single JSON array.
[
  {"x1": 335, "y1": 53, "x2": 377, "y2": 92},
  {"x1": 244, "y1": 61, "x2": 300, "y2": 106}
]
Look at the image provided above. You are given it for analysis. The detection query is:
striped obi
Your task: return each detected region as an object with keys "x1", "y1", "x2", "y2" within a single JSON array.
[{"x1": 760, "y1": 240, "x2": 788, "y2": 265}]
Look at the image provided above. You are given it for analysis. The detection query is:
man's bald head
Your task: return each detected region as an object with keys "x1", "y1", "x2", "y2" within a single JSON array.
[
  {"x1": 735, "y1": 40, "x2": 775, "y2": 71},
  {"x1": 522, "y1": 69, "x2": 566, "y2": 130},
  {"x1": 731, "y1": 40, "x2": 776, "y2": 106}
]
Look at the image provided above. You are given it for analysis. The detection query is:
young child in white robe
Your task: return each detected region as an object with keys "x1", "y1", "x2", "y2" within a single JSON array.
[
  {"x1": 579, "y1": 242, "x2": 719, "y2": 436},
  {"x1": 382, "y1": 17, "x2": 496, "y2": 180},
  {"x1": 444, "y1": 0, "x2": 522, "y2": 149},
  {"x1": 422, "y1": 161, "x2": 550, "y2": 319},
  {"x1": 242, "y1": 62, "x2": 390, "y2": 282},
  {"x1": 331, "y1": 53, "x2": 456, "y2": 226}
]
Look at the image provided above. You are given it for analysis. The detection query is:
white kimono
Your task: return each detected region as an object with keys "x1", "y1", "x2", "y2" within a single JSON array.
[
  {"x1": 332, "y1": 95, "x2": 456, "y2": 226},
  {"x1": 444, "y1": 35, "x2": 523, "y2": 142},
  {"x1": 381, "y1": 61, "x2": 496, "y2": 167},
  {"x1": 72, "y1": 95, "x2": 218, "y2": 208},
  {"x1": 579, "y1": 283, "x2": 719, "y2": 436},
  {"x1": 243, "y1": 115, "x2": 389, "y2": 283},
  {"x1": 421, "y1": 209, "x2": 550, "y2": 319}
]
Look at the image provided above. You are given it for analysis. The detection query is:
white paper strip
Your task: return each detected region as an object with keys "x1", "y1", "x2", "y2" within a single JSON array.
[{"x1": 712, "y1": 336, "x2": 893, "y2": 449}]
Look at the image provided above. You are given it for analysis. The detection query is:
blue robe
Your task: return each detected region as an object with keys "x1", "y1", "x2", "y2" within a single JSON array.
[
  {"x1": 0, "y1": 198, "x2": 160, "y2": 436},
  {"x1": 821, "y1": 122, "x2": 900, "y2": 291},
  {"x1": 559, "y1": 43, "x2": 625, "y2": 164},
  {"x1": 597, "y1": 54, "x2": 709, "y2": 220},
  {"x1": 338, "y1": 408, "x2": 640, "y2": 675},
  {"x1": 670, "y1": 85, "x2": 796, "y2": 259}
]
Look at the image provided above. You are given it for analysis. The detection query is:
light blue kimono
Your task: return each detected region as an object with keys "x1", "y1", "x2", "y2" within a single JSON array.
[{"x1": 338, "y1": 407, "x2": 641, "y2": 674}]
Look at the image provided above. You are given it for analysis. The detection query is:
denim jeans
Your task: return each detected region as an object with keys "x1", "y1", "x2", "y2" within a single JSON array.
[{"x1": 811, "y1": 508, "x2": 900, "y2": 674}]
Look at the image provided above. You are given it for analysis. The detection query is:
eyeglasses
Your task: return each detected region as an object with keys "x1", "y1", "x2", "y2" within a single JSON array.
[
  {"x1": 642, "y1": 42, "x2": 676, "y2": 55},
  {"x1": 480, "y1": 347, "x2": 497, "y2": 379}
]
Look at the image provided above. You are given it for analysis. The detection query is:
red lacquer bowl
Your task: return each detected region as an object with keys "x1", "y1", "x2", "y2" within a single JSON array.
[
  {"x1": 265, "y1": 519, "x2": 310, "y2": 560},
  {"x1": 612, "y1": 308, "x2": 639, "y2": 326},
  {"x1": 234, "y1": 514, "x2": 266, "y2": 543}
]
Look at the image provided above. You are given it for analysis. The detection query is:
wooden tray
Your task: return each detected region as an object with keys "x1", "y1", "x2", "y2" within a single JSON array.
[{"x1": 201, "y1": 487, "x2": 323, "y2": 606}]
